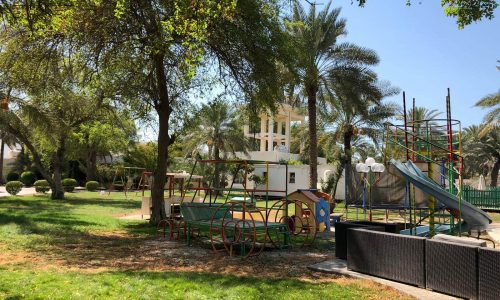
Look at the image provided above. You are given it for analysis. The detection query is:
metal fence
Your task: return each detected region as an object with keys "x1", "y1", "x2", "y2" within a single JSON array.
[{"x1": 463, "y1": 185, "x2": 500, "y2": 210}]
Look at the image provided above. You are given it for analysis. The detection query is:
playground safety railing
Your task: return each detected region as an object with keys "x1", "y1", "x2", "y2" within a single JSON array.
[{"x1": 462, "y1": 185, "x2": 500, "y2": 210}]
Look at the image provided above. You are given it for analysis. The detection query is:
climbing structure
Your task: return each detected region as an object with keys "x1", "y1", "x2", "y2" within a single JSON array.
[{"x1": 383, "y1": 89, "x2": 469, "y2": 236}]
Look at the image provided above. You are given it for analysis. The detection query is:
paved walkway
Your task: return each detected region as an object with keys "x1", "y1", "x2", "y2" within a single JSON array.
[
  {"x1": 487, "y1": 223, "x2": 500, "y2": 243},
  {"x1": 0, "y1": 186, "x2": 37, "y2": 197},
  {"x1": 308, "y1": 259, "x2": 458, "y2": 300}
]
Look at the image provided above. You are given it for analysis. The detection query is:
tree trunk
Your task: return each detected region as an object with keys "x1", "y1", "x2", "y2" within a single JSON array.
[
  {"x1": 150, "y1": 53, "x2": 170, "y2": 225},
  {"x1": 213, "y1": 142, "x2": 221, "y2": 195},
  {"x1": 0, "y1": 140, "x2": 4, "y2": 184},
  {"x1": 86, "y1": 149, "x2": 98, "y2": 181},
  {"x1": 51, "y1": 140, "x2": 66, "y2": 200},
  {"x1": 490, "y1": 157, "x2": 500, "y2": 187},
  {"x1": 307, "y1": 86, "x2": 318, "y2": 189},
  {"x1": 343, "y1": 125, "x2": 354, "y2": 202}
]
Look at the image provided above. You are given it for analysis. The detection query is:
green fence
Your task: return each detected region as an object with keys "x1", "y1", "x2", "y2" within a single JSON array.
[{"x1": 462, "y1": 185, "x2": 500, "y2": 210}]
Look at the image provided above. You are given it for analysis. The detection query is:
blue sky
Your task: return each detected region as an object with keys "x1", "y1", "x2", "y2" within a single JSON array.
[{"x1": 322, "y1": 0, "x2": 499, "y2": 127}]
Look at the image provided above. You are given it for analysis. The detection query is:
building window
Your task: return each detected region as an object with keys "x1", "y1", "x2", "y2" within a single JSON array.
[
  {"x1": 266, "y1": 119, "x2": 269, "y2": 133},
  {"x1": 273, "y1": 121, "x2": 278, "y2": 134},
  {"x1": 282, "y1": 122, "x2": 286, "y2": 135},
  {"x1": 289, "y1": 172, "x2": 296, "y2": 184}
]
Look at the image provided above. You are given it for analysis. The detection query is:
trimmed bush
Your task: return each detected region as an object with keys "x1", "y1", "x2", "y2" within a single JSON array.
[
  {"x1": 34, "y1": 180, "x2": 50, "y2": 194},
  {"x1": 5, "y1": 181, "x2": 23, "y2": 195},
  {"x1": 20, "y1": 171, "x2": 36, "y2": 187},
  {"x1": 6, "y1": 172, "x2": 20, "y2": 182},
  {"x1": 62, "y1": 178, "x2": 78, "y2": 192},
  {"x1": 85, "y1": 181, "x2": 99, "y2": 192}
]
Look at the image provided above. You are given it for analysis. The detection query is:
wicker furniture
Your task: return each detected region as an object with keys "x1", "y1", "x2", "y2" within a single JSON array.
[
  {"x1": 334, "y1": 222, "x2": 384, "y2": 259},
  {"x1": 478, "y1": 247, "x2": 500, "y2": 300},
  {"x1": 425, "y1": 239, "x2": 478, "y2": 299},
  {"x1": 347, "y1": 228, "x2": 426, "y2": 287}
]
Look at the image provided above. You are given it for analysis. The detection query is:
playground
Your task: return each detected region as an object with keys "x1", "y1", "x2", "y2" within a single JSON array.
[{"x1": 123, "y1": 89, "x2": 500, "y2": 298}]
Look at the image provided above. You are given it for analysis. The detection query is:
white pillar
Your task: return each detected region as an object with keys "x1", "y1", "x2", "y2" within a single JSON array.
[
  {"x1": 260, "y1": 117, "x2": 266, "y2": 151},
  {"x1": 268, "y1": 116, "x2": 274, "y2": 151},
  {"x1": 243, "y1": 124, "x2": 249, "y2": 136},
  {"x1": 285, "y1": 112, "x2": 291, "y2": 152}
]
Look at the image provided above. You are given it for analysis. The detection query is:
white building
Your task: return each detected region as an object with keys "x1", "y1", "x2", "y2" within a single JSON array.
[{"x1": 234, "y1": 104, "x2": 345, "y2": 200}]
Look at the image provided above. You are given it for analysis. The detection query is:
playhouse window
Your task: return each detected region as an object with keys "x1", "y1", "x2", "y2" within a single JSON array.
[{"x1": 289, "y1": 172, "x2": 296, "y2": 184}]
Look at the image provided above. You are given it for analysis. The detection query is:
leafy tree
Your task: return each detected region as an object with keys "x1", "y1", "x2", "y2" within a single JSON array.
[
  {"x1": 0, "y1": 31, "x2": 108, "y2": 199},
  {"x1": 123, "y1": 142, "x2": 158, "y2": 174},
  {"x1": 463, "y1": 124, "x2": 500, "y2": 187},
  {"x1": 287, "y1": 1, "x2": 379, "y2": 188},
  {"x1": 67, "y1": 113, "x2": 136, "y2": 181},
  {"x1": 0, "y1": 1, "x2": 291, "y2": 222}
]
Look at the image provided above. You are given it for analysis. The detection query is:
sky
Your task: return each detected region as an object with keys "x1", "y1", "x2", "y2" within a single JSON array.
[{"x1": 318, "y1": 0, "x2": 499, "y2": 127}]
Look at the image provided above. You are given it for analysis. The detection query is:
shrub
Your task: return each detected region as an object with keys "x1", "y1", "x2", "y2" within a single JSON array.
[
  {"x1": 20, "y1": 171, "x2": 36, "y2": 187},
  {"x1": 96, "y1": 164, "x2": 114, "y2": 185},
  {"x1": 6, "y1": 181, "x2": 23, "y2": 195},
  {"x1": 34, "y1": 180, "x2": 50, "y2": 193},
  {"x1": 85, "y1": 181, "x2": 99, "y2": 192},
  {"x1": 62, "y1": 178, "x2": 78, "y2": 192},
  {"x1": 6, "y1": 172, "x2": 19, "y2": 182}
]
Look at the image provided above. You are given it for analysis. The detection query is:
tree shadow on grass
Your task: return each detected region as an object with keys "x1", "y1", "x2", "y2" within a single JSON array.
[{"x1": 62, "y1": 197, "x2": 141, "y2": 210}]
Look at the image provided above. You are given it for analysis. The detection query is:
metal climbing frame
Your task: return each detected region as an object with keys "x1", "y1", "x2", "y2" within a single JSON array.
[{"x1": 384, "y1": 89, "x2": 464, "y2": 236}]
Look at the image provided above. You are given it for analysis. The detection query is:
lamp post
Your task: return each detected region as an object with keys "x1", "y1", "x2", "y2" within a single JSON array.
[{"x1": 355, "y1": 157, "x2": 385, "y2": 221}]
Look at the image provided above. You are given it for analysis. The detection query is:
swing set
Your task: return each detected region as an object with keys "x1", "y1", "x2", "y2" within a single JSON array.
[{"x1": 108, "y1": 166, "x2": 146, "y2": 197}]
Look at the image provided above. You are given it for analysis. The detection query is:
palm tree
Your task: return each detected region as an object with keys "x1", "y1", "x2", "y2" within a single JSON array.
[
  {"x1": 476, "y1": 92, "x2": 500, "y2": 125},
  {"x1": 184, "y1": 99, "x2": 249, "y2": 160},
  {"x1": 474, "y1": 63, "x2": 500, "y2": 136},
  {"x1": 324, "y1": 68, "x2": 399, "y2": 198},
  {"x1": 406, "y1": 107, "x2": 442, "y2": 123},
  {"x1": 183, "y1": 98, "x2": 250, "y2": 190},
  {"x1": 288, "y1": 1, "x2": 379, "y2": 188},
  {"x1": 463, "y1": 124, "x2": 500, "y2": 187}
]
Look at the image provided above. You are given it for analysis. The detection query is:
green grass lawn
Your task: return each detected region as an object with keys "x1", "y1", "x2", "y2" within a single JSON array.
[{"x1": 0, "y1": 192, "x2": 410, "y2": 299}]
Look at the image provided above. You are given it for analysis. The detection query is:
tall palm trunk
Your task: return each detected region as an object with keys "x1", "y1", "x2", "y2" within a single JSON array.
[
  {"x1": 343, "y1": 125, "x2": 354, "y2": 200},
  {"x1": 307, "y1": 86, "x2": 318, "y2": 189},
  {"x1": 150, "y1": 53, "x2": 170, "y2": 225},
  {"x1": 491, "y1": 157, "x2": 500, "y2": 187}
]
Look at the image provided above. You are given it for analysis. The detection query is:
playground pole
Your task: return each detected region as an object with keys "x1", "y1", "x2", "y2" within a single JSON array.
[
  {"x1": 412, "y1": 98, "x2": 416, "y2": 162},
  {"x1": 402, "y1": 92, "x2": 410, "y2": 161},
  {"x1": 428, "y1": 162, "x2": 436, "y2": 237}
]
